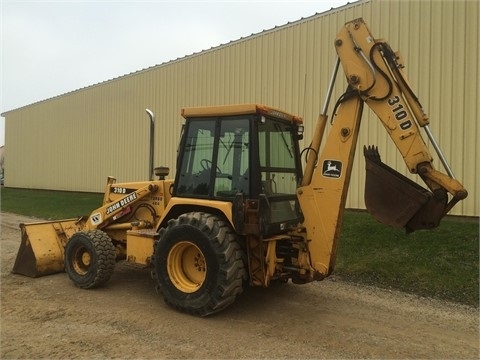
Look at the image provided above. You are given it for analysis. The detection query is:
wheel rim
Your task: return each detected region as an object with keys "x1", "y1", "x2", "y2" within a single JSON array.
[
  {"x1": 167, "y1": 241, "x2": 206, "y2": 293},
  {"x1": 71, "y1": 245, "x2": 92, "y2": 275}
]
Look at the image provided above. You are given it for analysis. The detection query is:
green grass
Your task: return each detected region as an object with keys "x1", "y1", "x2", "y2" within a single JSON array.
[
  {"x1": 1, "y1": 187, "x2": 103, "y2": 219},
  {"x1": 336, "y1": 211, "x2": 479, "y2": 307},
  {"x1": 1, "y1": 187, "x2": 478, "y2": 307}
]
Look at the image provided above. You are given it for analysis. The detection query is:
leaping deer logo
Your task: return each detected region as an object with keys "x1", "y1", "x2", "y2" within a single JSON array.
[
  {"x1": 322, "y1": 160, "x2": 342, "y2": 178},
  {"x1": 325, "y1": 161, "x2": 340, "y2": 173}
]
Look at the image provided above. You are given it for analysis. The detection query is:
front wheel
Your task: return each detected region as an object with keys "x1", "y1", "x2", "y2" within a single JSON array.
[
  {"x1": 64, "y1": 230, "x2": 116, "y2": 289},
  {"x1": 152, "y1": 212, "x2": 246, "y2": 316}
]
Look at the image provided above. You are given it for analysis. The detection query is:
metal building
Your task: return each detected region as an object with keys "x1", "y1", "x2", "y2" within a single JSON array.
[{"x1": 2, "y1": 0, "x2": 478, "y2": 216}]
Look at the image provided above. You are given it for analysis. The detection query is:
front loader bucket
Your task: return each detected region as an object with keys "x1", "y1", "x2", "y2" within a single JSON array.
[
  {"x1": 12, "y1": 219, "x2": 81, "y2": 277},
  {"x1": 363, "y1": 146, "x2": 447, "y2": 232}
]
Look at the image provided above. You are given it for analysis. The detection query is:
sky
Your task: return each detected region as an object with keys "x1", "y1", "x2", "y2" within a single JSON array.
[{"x1": 0, "y1": 0, "x2": 350, "y2": 147}]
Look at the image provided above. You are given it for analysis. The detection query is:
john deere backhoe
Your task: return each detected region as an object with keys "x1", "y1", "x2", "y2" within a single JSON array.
[{"x1": 12, "y1": 18, "x2": 467, "y2": 316}]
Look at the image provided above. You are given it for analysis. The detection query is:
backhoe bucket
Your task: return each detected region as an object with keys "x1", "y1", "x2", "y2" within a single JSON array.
[
  {"x1": 363, "y1": 146, "x2": 447, "y2": 232},
  {"x1": 12, "y1": 219, "x2": 82, "y2": 277}
]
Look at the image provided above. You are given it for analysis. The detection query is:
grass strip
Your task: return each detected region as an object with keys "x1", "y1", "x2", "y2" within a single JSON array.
[{"x1": 1, "y1": 187, "x2": 103, "y2": 219}]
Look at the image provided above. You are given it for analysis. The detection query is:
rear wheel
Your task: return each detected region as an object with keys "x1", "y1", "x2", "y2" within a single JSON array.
[
  {"x1": 152, "y1": 212, "x2": 246, "y2": 316},
  {"x1": 64, "y1": 230, "x2": 116, "y2": 289}
]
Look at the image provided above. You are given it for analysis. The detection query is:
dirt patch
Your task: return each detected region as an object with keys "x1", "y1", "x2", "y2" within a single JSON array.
[{"x1": 1, "y1": 212, "x2": 478, "y2": 359}]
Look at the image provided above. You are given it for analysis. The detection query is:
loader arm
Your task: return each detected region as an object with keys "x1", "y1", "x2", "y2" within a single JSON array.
[
  {"x1": 296, "y1": 18, "x2": 467, "y2": 278},
  {"x1": 85, "y1": 182, "x2": 159, "y2": 231},
  {"x1": 12, "y1": 181, "x2": 160, "y2": 277}
]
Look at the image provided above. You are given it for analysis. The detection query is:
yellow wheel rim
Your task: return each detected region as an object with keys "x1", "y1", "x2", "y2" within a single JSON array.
[
  {"x1": 72, "y1": 246, "x2": 91, "y2": 275},
  {"x1": 167, "y1": 241, "x2": 206, "y2": 293}
]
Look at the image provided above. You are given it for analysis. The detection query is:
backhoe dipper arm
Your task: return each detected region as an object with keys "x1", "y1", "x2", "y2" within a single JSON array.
[
  {"x1": 296, "y1": 18, "x2": 467, "y2": 279},
  {"x1": 334, "y1": 18, "x2": 467, "y2": 202}
]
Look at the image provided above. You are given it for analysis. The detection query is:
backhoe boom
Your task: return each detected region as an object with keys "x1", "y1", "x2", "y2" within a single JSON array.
[{"x1": 297, "y1": 18, "x2": 467, "y2": 278}]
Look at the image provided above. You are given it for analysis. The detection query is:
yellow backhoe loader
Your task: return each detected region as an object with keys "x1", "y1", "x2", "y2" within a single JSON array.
[{"x1": 12, "y1": 18, "x2": 467, "y2": 316}]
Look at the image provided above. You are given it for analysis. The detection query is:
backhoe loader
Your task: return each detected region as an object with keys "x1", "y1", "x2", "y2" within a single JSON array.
[{"x1": 12, "y1": 18, "x2": 467, "y2": 316}]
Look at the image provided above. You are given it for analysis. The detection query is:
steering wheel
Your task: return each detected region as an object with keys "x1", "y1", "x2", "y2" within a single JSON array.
[{"x1": 200, "y1": 159, "x2": 221, "y2": 174}]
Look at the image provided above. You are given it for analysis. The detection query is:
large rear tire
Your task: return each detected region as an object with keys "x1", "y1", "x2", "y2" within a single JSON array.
[
  {"x1": 64, "y1": 230, "x2": 116, "y2": 289},
  {"x1": 152, "y1": 212, "x2": 246, "y2": 316}
]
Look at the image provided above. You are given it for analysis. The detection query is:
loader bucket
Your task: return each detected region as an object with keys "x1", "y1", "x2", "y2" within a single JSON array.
[
  {"x1": 12, "y1": 219, "x2": 81, "y2": 277},
  {"x1": 363, "y1": 146, "x2": 447, "y2": 232}
]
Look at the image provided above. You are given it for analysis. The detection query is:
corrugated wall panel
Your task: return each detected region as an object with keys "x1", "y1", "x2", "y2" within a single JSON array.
[
  {"x1": 3, "y1": 0, "x2": 477, "y2": 216},
  {"x1": 464, "y1": 0, "x2": 480, "y2": 217}
]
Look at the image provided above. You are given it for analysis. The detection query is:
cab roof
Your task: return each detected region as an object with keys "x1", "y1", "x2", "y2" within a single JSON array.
[{"x1": 181, "y1": 104, "x2": 303, "y2": 124}]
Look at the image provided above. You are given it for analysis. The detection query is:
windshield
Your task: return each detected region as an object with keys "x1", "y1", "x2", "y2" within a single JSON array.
[{"x1": 175, "y1": 118, "x2": 250, "y2": 198}]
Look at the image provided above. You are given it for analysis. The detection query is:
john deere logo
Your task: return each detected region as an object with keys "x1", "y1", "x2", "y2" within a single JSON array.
[{"x1": 322, "y1": 160, "x2": 342, "y2": 178}]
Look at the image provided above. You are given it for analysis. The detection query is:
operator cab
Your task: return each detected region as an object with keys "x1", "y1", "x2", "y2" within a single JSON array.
[{"x1": 174, "y1": 104, "x2": 304, "y2": 235}]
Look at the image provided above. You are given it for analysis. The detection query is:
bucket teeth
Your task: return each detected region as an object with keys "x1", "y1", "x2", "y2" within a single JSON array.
[{"x1": 363, "y1": 145, "x2": 382, "y2": 163}]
